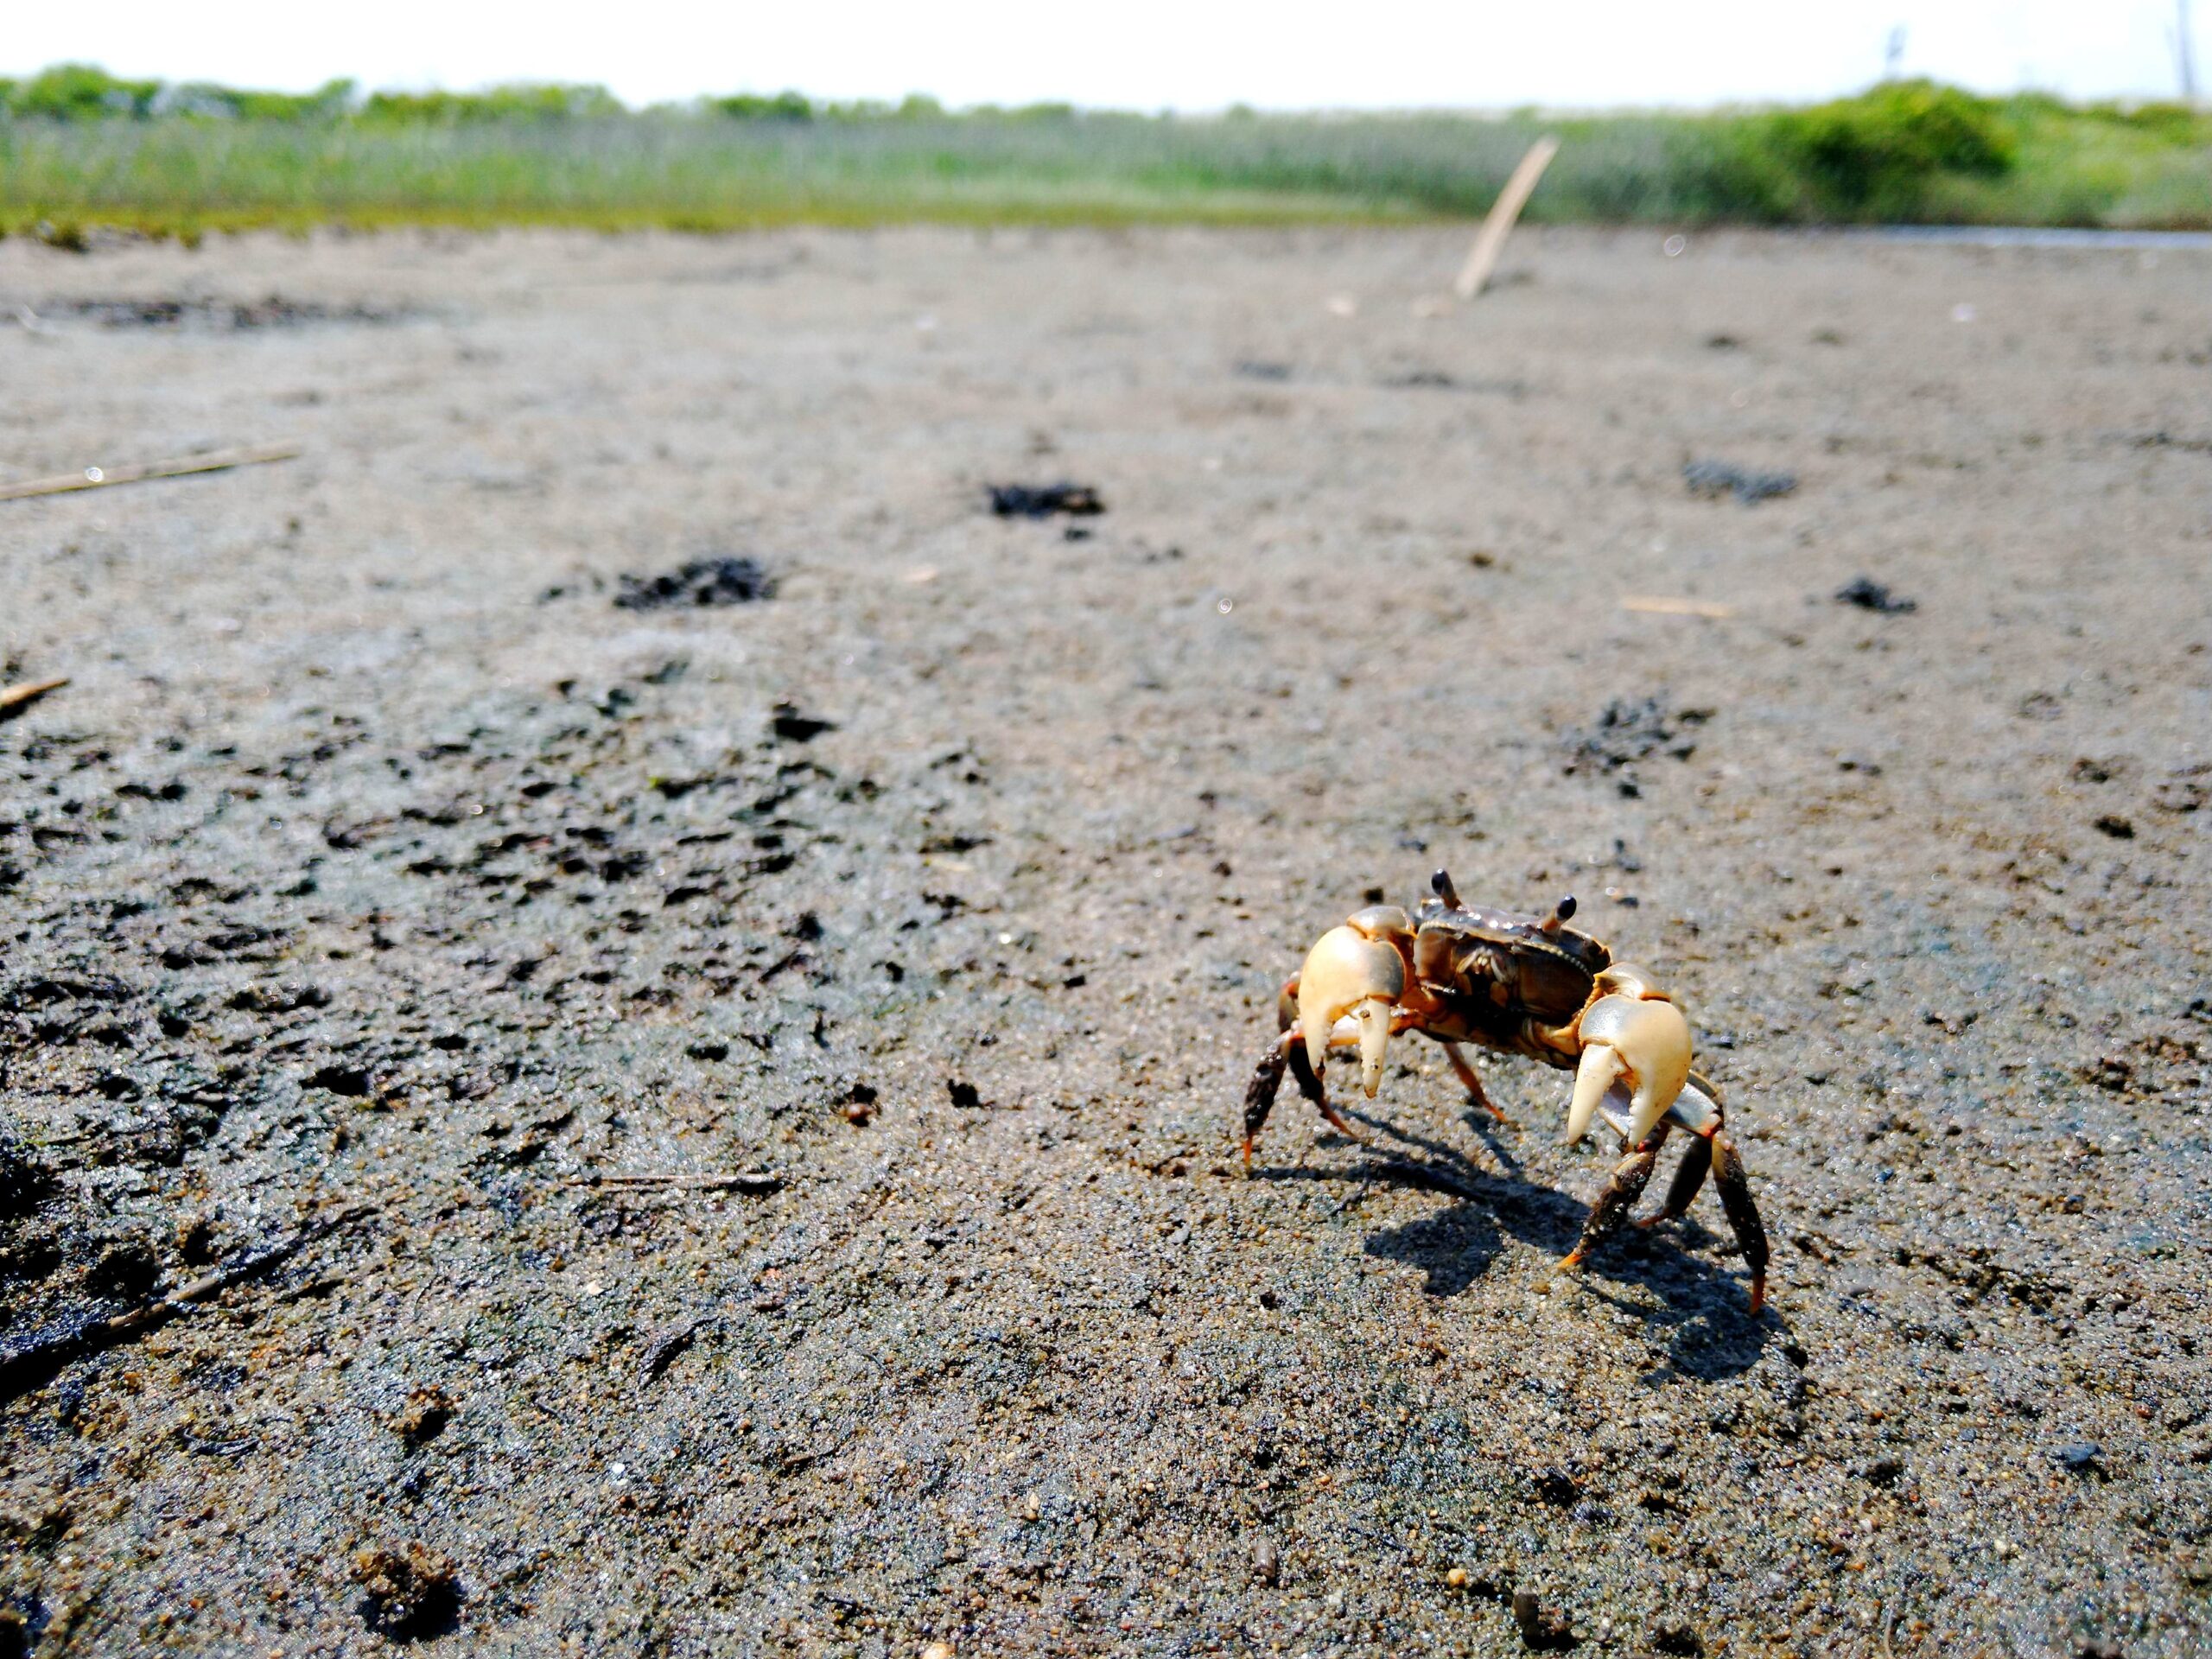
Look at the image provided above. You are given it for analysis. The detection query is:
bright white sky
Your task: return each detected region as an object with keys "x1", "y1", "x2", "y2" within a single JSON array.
[{"x1": 7, "y1": 1, "x2": 2202, "y2": 109}]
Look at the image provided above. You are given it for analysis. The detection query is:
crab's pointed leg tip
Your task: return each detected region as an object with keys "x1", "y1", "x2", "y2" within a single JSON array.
[
  {"x1": 1749, "y1": 1276, "x2": 1767, "y2": 1315},
  {"x1": 1240, "y1": 1137, "x2": 1254, "y2": 1169}
]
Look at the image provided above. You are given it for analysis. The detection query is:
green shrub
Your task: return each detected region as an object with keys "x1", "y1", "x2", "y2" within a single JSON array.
[
  {"x1": 358, "y1": 84, "x2": 623, "y2": 124},
  {"x1": 156, "y1": 78, "x2": 357, "y2": 122},
  {"x1": 711, "y1": 91, "x2": 814, "y2": 122},
  {"x1": 3, "y1": 63, "x2": 162, "y2": 121},
  {"x1": 1766, "y1": 79, "x2": 2016, "y2": 219}
]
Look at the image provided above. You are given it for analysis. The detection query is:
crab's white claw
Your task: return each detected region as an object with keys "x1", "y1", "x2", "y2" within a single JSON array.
[
  {"x1": 1353, "y1": 999, "x2": 1392, "y2": 1097},
  {"x1": 1295, "y1": 925, "x2": 1405, "y2": 1082},
  {"x1": 1565, "y1": 1042, "x2": 1623, "y2": 1144},
  {"x1": 1573, "y1": 988, "x2": 1694, "y2": 1146}
]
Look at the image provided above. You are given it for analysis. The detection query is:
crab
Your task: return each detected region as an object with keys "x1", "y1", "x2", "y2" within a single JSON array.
[{"x1": 1241, "y1": 869, "x2": 1770, "y2": 1311}]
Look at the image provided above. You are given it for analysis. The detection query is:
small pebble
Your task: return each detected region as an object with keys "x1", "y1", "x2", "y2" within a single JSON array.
[{"x1": 1251, "y1": 1535, "x2": 1281, "y2": 1586}]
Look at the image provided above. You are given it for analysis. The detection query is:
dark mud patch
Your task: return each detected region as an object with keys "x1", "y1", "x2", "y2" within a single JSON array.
[
  {"x1": 613, "y1": 556, "x2": 777, "y2": 610},
  {"x1": 0, "y1": 1131, "x2": 55, "y2": 1220},
  {"x1": 1683, "y1": 458, "x2": 1796, "y2": 504},
  {"x1": 41, "y1": 295, "x2": 418, "y2": 330},
  {"x1": 1561, "y1": 696, "x2": 1711, "y2": 796},
  {"x1": 2132, "y1": 429, "x2": 2212, "y2": 455},
  {"x1": 354, "y1": 1544, "x2": 462, "y2": 1642},
  {"x1": 987, "y1": 482, "x2": 1103, "y2": 518},
  {"x1": 1379, "y1": 368, "x2": 1526, "y2": 396},
  {"x1": 1835, "y1": 575, "x2": 1918, "y2": 613}
]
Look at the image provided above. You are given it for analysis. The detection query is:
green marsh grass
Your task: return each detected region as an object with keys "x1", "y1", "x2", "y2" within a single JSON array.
[{"x1": 3, "y1": 71, "x2": 2207, "y2": 238}]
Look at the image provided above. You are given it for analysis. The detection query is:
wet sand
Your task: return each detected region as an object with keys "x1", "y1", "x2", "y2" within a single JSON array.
[{"x1": 2, "y1": 225, "x2": 2209, "y2": 1656}]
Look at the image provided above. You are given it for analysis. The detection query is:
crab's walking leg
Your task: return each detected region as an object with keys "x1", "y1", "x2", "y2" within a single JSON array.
[
  {"x1": 1555, "y1": 1123, "x2": 1669, "y2": 1282},
  {"x1": 1242, "y1": 1034, "x2": 1291, "y2": 1163},
  {"x1": 1241, "y1": 1028, "x2": 1361, "y2": 1166},
  {"x1": 1440, "y1": 1039, "x2": 1511, "y2": 1125},
  {"x1": 1636, "y1": 1131, "x2": 1713, "y2": 1228},
  {"x1": 1710, "y1": 1131, "x2": 1770, "y2": 1313},
  {"x1": 1286, "y1": 1033, "x2": 1362, "y2": 1141}
]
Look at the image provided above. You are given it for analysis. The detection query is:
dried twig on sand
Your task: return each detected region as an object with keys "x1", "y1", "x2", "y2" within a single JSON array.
[
  {"x1": 0, "y1": 1204, "x2": 379, "y2": 1400},
  {"x1": 1621, "y1": 595, "x2": 1738, "y2": 619},
  {"x1": 567, "y1": 1171, "x2": 782, "y2": 1194},
  {"x1": 0, "y1": 677, "x2": 68, "y2": 719},
  {"x1": 0, "y1": 442, "x2": 300, "y2": 503},
  {"x1": 1454, "y1": 137, "x2": 1560, "y2": 300}
]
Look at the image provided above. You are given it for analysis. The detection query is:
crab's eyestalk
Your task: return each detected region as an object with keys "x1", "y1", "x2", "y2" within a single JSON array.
[
  {"x1": 1294, "y1": 925, "x2": 1405, "y2": 1088},
  {"x1": 1430, "y1": 868, "x2": 1463, "y2": 909},
  {"x1": 1541, "y1": 893, "x2": 1577, "y2": 936},
  {"x1": 1569, "y1": 978, "x2": 1692, "y2": 1147}
]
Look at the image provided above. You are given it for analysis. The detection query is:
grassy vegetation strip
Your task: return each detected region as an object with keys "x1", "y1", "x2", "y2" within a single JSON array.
[{"x1": 3, "y1": 69, "x2": 2208, "y2": 234}]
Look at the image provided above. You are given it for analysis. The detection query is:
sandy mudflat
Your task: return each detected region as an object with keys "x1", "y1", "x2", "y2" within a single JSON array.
[{"x1": 1, "y1": 225, "x2": 2209, "y2": 1656}]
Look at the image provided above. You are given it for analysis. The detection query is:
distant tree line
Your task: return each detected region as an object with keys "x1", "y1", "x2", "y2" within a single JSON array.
[{"x1": 0, "y1": 64, "x2": 1090, "y2": 126}]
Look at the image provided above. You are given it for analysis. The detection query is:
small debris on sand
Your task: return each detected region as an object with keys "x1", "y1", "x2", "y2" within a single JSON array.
[
  {"x1": 987, "y1": 483, "x2": 1103, "y2": 518},
  {"x1": 1683, "y1": 459, "x2": 1796, "y2": 505},
  {"x1": 1563, "y1": 696, "x2": 1711, "y2": 797},
  {"x1": 2053, "y1": 1441, "x2": 2106, "y2": 1475},
  {"x1": 391, "y1": 1386, "x2": 454, "y2": 1446},
  {"x1": 640, "y1": 1318, "x2": 708, "y2": 1382},
  {"x1": 769, "y1": 703, "x2": 836, "y2": 743},
  {"x1": 1250, "y1": 1535, "x2": 1281, "y2": 1586},
  {"x1": 1835, "y1": 576, "x2": 1918, "y2": 613},
  {"x1": 353, "y1": 1542, "x2": 462, "y2": 1641},
  {"x1": 1511, "y1": 1588, "x2": 1580, "y2": 1650},
  {"x1": 613, "y1": 557, "x2": 776, "y2": 610}
]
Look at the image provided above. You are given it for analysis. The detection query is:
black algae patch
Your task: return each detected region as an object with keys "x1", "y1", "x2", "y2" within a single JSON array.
[
  {"x1": 987, "y1": 483, "x2": 1104, "y2": 518},
  {"x1": 1835, "y1": 576, "x2": 1918, "y2": 613},
  {"x1": 1683, "y1": 459, "x2": 1797, "y2": 505},
  {"x1": 613, "y1": 557, "x2": 777, "y2": 611}
]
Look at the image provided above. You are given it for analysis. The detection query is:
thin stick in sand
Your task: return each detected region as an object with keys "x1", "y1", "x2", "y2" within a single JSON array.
[
  {"x1": 0, "y1": 677, "x2": 69, "y2": 717},
  {"x1": 0, "y1": 442, "x2": 301, "y2": 503},
  {"x1": 567, "y1": 1171, "x2": 783, "y2": 1194},
  {"x1": 1621, "y1": 595, "x2": 1738, "y2": 619},
  {"x1": 1454, "y1": 137, "x2": 1560, "y2": 300}
]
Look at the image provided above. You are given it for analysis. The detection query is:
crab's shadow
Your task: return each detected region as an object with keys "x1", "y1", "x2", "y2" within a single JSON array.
[{"x1": 1251, "y1": 1105, "x2": 1776, "y2": 1382}]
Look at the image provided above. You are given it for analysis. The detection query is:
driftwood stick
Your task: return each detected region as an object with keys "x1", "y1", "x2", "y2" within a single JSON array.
[
  {"x1": 0, "y1": 1204, "x2": 379, "y2": 1401},
  {"x1": 0, "y1": 677, "x2": 68, "y2": 718},
  {"x1": 1454, "y1": 136, "x2": 1560, "y2": 300},
  {"x1": 0, "y1": 442, "x2": 301, "y2": 503},
  {"x1": 567, "y1": 1171, "x2": 782, "y2": 1194},
  {"x1": 1621, "y1": 595, "x2": 1738, "y2": 619}
]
